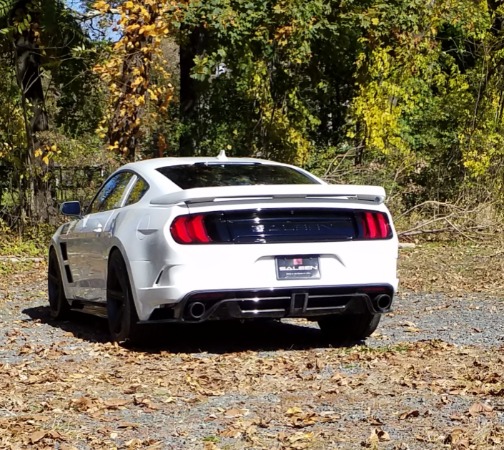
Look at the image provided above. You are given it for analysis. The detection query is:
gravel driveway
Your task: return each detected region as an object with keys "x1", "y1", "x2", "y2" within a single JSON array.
[{"x1": 1, "y1": 273, "x2": 503, "y2": 449}]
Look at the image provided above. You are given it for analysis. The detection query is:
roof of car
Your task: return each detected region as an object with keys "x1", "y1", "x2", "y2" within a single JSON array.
[
  {"x1": 121, "y1": 154, "x2": 285, "y2": 172},
  {"x1": 113, "y1": 153, "x2": 324, "y2": 192}
]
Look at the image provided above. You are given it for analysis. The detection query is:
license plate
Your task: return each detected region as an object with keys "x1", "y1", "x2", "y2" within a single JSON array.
[{"x1": 276, "y1": 256, "x2": 320, "y2": 280}]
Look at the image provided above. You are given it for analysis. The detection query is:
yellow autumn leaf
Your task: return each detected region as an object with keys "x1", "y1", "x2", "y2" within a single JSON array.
[
  {"x1": 148, "y1": 89, "x2": 158, "y2": 101},
  {"x1": 141, "y1": 24, "x2": 155, "y2": 34},
  {"x1": 131, "y1": 76, "x2": 144, "y2": 89},
  {"x1": 286, "y1": 407, "x2": 304, "y2": 416},
  {"x1": 125, "y1": 24, "x2": 140, "y2": 33},
  {"x1": 139, "y1": 9, "x2": 151, "y2": 21},
  {"x1": 92, "y1": 0, "x2": 109, "y2": 12}
]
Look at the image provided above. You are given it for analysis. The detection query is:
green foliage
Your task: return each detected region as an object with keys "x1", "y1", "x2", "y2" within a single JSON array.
[
  {"x1": 346, "y1": 0, "x2": 504, "y2": 205},
  {"x1": 170, "y1": 0, "x2": 501, "y2": 209},
  {"x1": 177, "y1": 0, "x2": 356, "y2": 165},
  {"x1": 0, "y1": 59, "x2": 25, "y2": 163},
  {"x1": 51, "y1": 45, "x2": 106, "y2": 138},
  {"x1": 0, "y1": 0, "x2": 107, "y2": 228},
  {"x1": 0, "y1": 224, "x2": 48, "y2": 276},
  {"x1": 0, "y1": 0, "x2": 95, "y2": 138},
  {"x1": 0, "y1": 231, "x2": 46, "y2": 257},
  {"x1": 0, "y1": 0, "x2": 503, "y2": 231},
  {"x1": 0, "y1": 0, "x2": 18, "y2": 21}
]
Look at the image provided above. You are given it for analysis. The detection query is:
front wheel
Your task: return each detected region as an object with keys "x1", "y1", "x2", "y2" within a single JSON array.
[
  {"x1": 48, "y1": 249, "x2": 70, "y2": 319},
  {"x1": 106, "y1": 250, "x2": 140, "y2": 343},
  {"x1": 317, "y1": 313, "x2": 381, "y2": 343}
]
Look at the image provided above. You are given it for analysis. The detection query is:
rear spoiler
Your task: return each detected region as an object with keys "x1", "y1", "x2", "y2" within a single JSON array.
[{"x1": 150, "y1": 185, "x2": 386, "y2": 206}]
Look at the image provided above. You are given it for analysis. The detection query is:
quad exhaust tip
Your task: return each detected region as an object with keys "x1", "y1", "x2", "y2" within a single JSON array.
[
  {"x1": 373, "y1": 294, "x2": 392, "y2": 312},
  {"x1": 188, "y1": 302, "x2": 206, "y2": 320}
]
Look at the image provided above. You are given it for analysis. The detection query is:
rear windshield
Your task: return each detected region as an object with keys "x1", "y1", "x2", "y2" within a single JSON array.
[{"x1": 156, "y1": 163, "x2": 320, "y2": 189}]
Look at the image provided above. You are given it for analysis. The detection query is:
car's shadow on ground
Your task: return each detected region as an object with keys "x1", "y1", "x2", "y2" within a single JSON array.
[
  {"x1": 23, "y1": 306, "x2": 111, "y2": 343},
  {"x1": 23, "y1": 305, "x2": 361, "y2": 353}
]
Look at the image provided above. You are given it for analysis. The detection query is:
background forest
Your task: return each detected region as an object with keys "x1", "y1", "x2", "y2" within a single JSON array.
[{"x1": 0, "y1": 0, "x2": 502, "y2": 236}]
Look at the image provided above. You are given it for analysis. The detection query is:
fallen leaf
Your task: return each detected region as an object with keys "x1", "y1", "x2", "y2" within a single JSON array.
[
  {"x1": 368, "y1": 427, "x2": 391, "y2": 446},
  {"x1": 223, "y1": 408, "x2": 249, "y2": 418},
  {"x1": 404, "y1": 326, "x2": 421, "y2": 333},
  {"x1": 369, "y1": 416, "x2": 384, "y2": 426},
  {"x1": 444, "y1": 428, "x2": 469, "y2": 447},
  {"x1": 29, "y1": 431, "x2": 46, "y2": 444},
  {"x1": 103, "y1": 398, "x2": 130, "y2": 409},
  {"x1": 118, "y1": 422, "x2": 139, "y2": 429},
  {"x1": 468, "y1": 402, "x2": 493, "y2": 416},
  {"x1": 399, "y1": 410, "x2": 420, "y2": 420}
]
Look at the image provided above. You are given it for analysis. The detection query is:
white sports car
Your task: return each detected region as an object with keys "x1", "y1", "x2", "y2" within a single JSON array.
[{"x1": 48, "y1": 153, "x2": 398, "y2": 343}]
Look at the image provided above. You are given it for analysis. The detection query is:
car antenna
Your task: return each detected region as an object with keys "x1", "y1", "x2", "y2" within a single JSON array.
[{"x1": 216, "y1": 149, "x2": 228, "y2": 161}]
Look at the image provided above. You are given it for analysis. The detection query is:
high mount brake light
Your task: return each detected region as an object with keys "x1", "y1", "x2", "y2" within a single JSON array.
[
  {"x1": 362, "y1": 211, "x2": 391, "y2": 239},
  {"x1": 171, "y1": 214, "x2": 212, "y2": 244}
]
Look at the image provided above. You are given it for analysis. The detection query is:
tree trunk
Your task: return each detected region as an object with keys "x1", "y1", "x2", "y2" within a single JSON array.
[
  {"x1": 106, "y1": 2, "x2": 161, "y2": 163},
  {"x1": 15, "y1": 26, "x2": 53, "y2": 225},
  {"x1": 107, "y1": 39, "x2": 152, "y2": 162},
  {"x1": 179, "y1": 27, "x2": 204, "y2": 156}
]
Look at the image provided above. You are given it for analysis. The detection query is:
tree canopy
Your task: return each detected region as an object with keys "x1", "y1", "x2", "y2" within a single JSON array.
[{"x1": 0, "y1": 0, "x2": 502, "y2": 227}]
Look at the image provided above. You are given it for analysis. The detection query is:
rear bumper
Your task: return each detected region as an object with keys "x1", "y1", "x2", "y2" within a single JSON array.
[{"x1": 143, "y1": 284, "x2": 395, "y2": 323}]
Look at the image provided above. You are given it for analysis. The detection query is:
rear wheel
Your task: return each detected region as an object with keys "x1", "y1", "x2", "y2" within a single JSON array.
[
  {"x1": 107, "y1": 250, "x2": 140, "y2": 343},
  {"x1": 48, "y1": 248, "x2": 70, "y2": 319},
  {"x1": 317, "y1": 313, "x2": 381, "y2": 343}
]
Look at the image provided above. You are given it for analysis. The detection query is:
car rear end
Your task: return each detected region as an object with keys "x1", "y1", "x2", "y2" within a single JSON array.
[{"x1": 133, "y1": 183, "x2": 398, "y2": 324}]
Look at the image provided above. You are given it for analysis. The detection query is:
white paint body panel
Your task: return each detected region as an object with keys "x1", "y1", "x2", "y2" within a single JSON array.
[{"x1": 50, "y1": 156, "x2": 399, "y2": 322}]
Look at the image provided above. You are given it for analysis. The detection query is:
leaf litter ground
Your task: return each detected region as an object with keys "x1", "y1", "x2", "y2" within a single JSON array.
[{"x1": 0, "y1": 242, "x2": 503, "y2": 449}]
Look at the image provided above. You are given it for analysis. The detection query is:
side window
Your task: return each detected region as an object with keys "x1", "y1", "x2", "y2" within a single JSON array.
[
  {"x1": 88, "y1": 172, "x2": 133, "y2": 214},
  {"x1": 124, "y1": 177, "x2": 149, "y2": 206}
]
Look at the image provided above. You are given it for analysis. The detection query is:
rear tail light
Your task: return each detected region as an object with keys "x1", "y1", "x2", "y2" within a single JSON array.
[
  {"x1": 361, "y1": 211, "x2": 391, "y2": 239},
  {"x1": 171, "y1": 214, "x2": 212, "y2": 244},
  {"x1": 171, "y1": 210, "x2": 392, "y2": 243}
]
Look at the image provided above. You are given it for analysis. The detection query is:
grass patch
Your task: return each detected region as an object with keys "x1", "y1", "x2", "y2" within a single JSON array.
[{"x1": 0, "y1": 237, "x2": 45, "y2": 258}]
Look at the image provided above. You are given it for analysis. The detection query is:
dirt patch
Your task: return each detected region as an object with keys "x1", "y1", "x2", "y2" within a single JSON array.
[{"x1": 0, "y1": 243, "x2": 503, "y2": 449}]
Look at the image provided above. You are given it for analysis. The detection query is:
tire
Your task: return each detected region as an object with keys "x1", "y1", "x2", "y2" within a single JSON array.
[
  {"x1": 317, "y1": 313, "x2": 381, "y2": 343},
  {"x1": 106, "y1": 250, "x2": 140, "y2": 343},
  {"x1": 48, "y1": 248, "x2": 70, "y2": 319}
]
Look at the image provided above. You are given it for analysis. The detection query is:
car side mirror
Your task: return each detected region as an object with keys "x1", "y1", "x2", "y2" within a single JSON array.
[{"x1": 60, "y1": 201, "x2": 82, "y2": 217}]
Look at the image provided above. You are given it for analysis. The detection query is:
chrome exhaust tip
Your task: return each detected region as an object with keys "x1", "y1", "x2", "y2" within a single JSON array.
[
  {"x1": 373, "y1": 294, "x2": 392, "y2": 312},
  {"x1": 188, "y1": 302, "x2": 206, "y2": 320}
]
